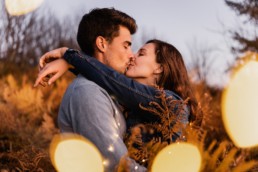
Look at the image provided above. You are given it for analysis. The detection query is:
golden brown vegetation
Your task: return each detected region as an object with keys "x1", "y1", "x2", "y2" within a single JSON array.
[
  {"x1": 123, "y1": 84, "x2": 258, "y2": 171},
  {"x1": 1, "y1": 0, "x2": 258, "y2": 170},
  {"x1": 0, "y1": 65, "x2": 74, "y2": 171},
  {"x1": 1, "y1": 63, "x2": 258, "y2": 171}
]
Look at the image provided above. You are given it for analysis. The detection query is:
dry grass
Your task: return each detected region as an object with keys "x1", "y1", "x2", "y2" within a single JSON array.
[
  {"x1": 0, "y1": 64, "x2": 258, "y2": 172},
  {"x1": 0, "y1": 65, "x2": 73, "y2": 171}
]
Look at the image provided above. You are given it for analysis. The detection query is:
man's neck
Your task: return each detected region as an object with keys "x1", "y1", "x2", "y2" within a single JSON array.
[{"x1": 94, "y1": 53, "x2": 106, "y2": 65}]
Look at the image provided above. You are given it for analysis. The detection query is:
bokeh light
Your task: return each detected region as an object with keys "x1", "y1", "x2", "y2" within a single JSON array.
[
  {"x1": 222, "y1": 57, "x2": 258, "y2": 148},
  {"x1": 50, "y1": 133, "x2": 104, "y2": 172},
  {"x1": 152, "y1": 142, "x2": 202, "y2": 172},
  {"x1": 5, "y1": 0, "x2": 44, "y2": 16}
]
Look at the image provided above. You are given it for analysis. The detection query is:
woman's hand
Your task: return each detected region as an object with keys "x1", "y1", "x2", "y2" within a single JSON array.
[
  {"x1": 39, "y1": 47, "x2": 68, "y2": 69},
  {"x1": 34, "y1": 58, "x2": 70, "y2": 87}
]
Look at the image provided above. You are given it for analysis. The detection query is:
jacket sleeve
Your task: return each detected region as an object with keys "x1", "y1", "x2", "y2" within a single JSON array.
[{"x1": 63, "y1": 49, "x2": 182, "y2": 111}]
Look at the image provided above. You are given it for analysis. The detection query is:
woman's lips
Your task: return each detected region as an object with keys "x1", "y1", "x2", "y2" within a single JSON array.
[{"x1": 124, "y1": 64, "x2": 135, "y2": 74}]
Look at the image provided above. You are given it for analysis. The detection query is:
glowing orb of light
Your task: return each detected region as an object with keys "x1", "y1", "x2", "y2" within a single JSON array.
[
  {"x1": 152, "y1": 142, "x2": 201, "y2": 172},
  {"x1": 222, "y1": 60, "x2": 258, "y2": 148},
  {"x1": 50, "y1": 133, "x2": 104, "y2": 172},
  {"x1": 5, "y1": 0, "x2": 44, "y2": 16}
]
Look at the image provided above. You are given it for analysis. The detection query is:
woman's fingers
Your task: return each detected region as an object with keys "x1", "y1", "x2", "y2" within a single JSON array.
[
  {"x1": 34, "y1": 65, "x2": 54, "y2": 87},
  {"x1": 48, "y1": 72, "x2": 63, "y2": 85},
  {"x1": 39, "y1": 80, "x2": 47, "y2": 87},
  {"x1": 39, "y1": 47, "x2": 68, "y2": 68},
  {"x1": 34, "y1": 58, "x2": 69, "y2": 87},
  {"x1": 35, "y1": 48, "x2": 70, "y2": 87},
  {"x1": 47, "y1": 60, "x2": 69, "y2": 85},
  {"x1": 39, "y1": 52, "x2": 56, "y2": 68}
]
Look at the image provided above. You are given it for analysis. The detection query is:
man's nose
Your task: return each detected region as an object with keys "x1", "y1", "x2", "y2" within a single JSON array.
[
  {"x1": 128, "y1": 55, "x2": 136, "y2": 65},
  {"x1": 128, "y1": 51, "x2": 134, "y2": 59},
  {"x1": 127, "y1": 51, "x2": 134, "y2": 61},
  {"x1": 130, "y1": 55, "x2": 136, "y2": 61}
]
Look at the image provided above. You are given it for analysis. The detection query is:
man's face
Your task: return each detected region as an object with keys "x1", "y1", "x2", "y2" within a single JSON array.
[{"x1": 104, "y1": 26, "x2": 133, "y2": 74}]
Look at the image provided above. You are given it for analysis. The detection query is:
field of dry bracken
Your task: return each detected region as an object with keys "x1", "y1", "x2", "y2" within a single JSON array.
[{"x1": 0, "y1": 64, "x2": 258, "y2": 172}]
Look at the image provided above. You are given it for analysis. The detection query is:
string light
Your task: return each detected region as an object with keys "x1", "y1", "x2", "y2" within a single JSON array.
[
  {"x1": 49, "y1": 133, "x2": 104, "y2": 172},
  {"x1": 222, "y1": 52, "x2": 258, "y2": 148},
  {"x1": 5, "y1": 0, "x2": 44, "y2": 16},
  {"x1": 151, "y1": 142, "x2": 201, "y2": 172}
]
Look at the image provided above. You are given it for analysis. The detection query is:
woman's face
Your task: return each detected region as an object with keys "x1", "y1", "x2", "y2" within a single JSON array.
[{"x1": 125, "y1": 43, "x2": 162, "y2": 85}]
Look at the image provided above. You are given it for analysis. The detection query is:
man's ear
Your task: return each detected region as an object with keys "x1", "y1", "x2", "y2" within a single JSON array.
[
  {"x1": 95, "y1": 36, "x2": 107, "y2": 52},
  {"x1": 153, "y1": 65, "x2": 163, "y2": 75}
]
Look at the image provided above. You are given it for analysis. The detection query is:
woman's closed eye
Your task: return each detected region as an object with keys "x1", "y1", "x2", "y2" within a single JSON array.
[
  {"x1": 137, "y1": 48, "x2": 147, "y2": 57},
  {"x1": 137, "y1": 51, "x2": 145, "y2": 57},
  {"x1": 138, "y1": 53, "x2": 144, "y2": 57}
]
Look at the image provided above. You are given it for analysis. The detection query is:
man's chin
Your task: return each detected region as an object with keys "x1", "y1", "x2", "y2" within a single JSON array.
[
  {"x1": 124, "y1": 65, "x2": 131, "y2": 75},
  {"x1": 124, "y1": 68, "x2": 128, "y2": 75},
  {"x1": 124, "y1": 64, "x2": 133, "y2": 75},
  {"x1": 124, "y1": 68, "x2": 132, "y2": 76}
]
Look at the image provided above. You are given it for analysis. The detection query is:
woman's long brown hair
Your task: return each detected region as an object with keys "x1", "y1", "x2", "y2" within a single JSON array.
[{"x1": 146, "y1": 39, "x2": 202, "y2": 126}]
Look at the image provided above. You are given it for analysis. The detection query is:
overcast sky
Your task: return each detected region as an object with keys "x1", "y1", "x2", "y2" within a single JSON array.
[{"x1": 44, "y1": 0, "x2": 239, "y2": 87}]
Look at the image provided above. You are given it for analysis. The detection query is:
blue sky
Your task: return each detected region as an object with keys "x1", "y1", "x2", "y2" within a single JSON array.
[{"x1": 44, "y1": 0, "x2": 239, "y2": 87}]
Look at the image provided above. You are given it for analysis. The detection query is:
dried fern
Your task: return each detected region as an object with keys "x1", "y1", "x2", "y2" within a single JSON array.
[
  {"x1": 125, "y1": 87, "x2": 258, "y2": 171},
  {"x1": 139, "y1": 88, "x2": 189, "y2": 143},
  {"x1": 125, "y1": 88, "x2": 189, "y2": 168}
]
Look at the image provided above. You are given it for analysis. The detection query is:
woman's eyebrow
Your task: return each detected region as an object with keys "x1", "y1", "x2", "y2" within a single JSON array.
[{"x1": 139, "y1": 48, "x2": 147, "y2": 53}]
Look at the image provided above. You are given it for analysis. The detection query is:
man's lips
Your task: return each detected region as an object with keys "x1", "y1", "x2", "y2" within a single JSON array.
[{"x1": 124, "y1": 64, "x2": 135, "y2": 74}]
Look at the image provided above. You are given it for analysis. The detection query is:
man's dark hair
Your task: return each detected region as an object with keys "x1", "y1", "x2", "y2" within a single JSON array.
[{"x1": 77, "y1": 8, "x2": 137, "y2": 56}]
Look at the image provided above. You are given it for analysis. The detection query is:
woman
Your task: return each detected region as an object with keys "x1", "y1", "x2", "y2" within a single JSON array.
[{"x1": 35, "y1": 39, "x2": 201, "y2": 166}]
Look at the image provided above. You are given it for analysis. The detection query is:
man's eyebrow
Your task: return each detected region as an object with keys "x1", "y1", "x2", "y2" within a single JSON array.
[{"x1": 124, "y1": 41, "x2": 132, "y2": 46}]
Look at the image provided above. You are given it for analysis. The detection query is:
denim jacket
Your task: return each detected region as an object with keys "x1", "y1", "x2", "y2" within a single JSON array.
[{"x1": 63, "y1": 49, "x2": 190, "y2": 141}]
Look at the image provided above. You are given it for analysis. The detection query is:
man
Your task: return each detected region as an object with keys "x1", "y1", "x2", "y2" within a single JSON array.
[{"x1": 37, "y1": 8, "x2": 146, "y2": 172}]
